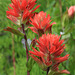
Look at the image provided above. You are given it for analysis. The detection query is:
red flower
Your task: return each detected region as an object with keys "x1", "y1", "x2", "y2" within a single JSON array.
[
  {"x1": 74, "y1": 6, "x2": 75, "y2": 12},
  {"x1": 29, "y1": 34, "x2": 70, "y2": 74},
  {"x1": 6, "y1": 0, "x2": 40, "y2": 25},
  {"x1": 29, "y1": 11, "x2": 56, "y2": 36},
  {"x1": 68, "y1": 6, "x2": 75, "y2": 17}
]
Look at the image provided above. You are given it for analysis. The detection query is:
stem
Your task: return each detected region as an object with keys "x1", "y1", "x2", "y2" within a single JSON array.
[
  {"x1": 11, "y1": 24, "x2": 16, "y2": 75},
  {"x1": 12, "y1": 32, "x2": 16, "y2": 75},
  {"x1": 58, "y1": 0, "x2": 64, "y2": 30},
  {"x1": 47, "y1": 67, "x2": 50, "y2": 75},
  {"x1": 21, "y1": 24, "x2": 30, "y2": 75},
  {"x1": 13, "y1": 50, "x2": 16, "y2": 75},
  {"x1": 59, "y1": 0, "x2": 62, "y2": 22}
]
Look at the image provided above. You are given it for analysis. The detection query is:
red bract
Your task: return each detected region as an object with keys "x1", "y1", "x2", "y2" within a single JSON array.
[
  {"x1": 6, "y1": 0, "x2": 40, "y2": 25},
  {"x1": 29, "y1": 34, "x2": 70, "y2": 74},
  {"x1": 29, "y1": 11, "x2": 56, "y2": 36},
  {"x1": 58, "y1": 70, "x2": 70, "y2": 74}
]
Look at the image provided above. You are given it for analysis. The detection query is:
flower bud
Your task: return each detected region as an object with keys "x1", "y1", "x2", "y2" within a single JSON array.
[{"x1": 68, "y1": 6, "x2": 75, "y2": 18}]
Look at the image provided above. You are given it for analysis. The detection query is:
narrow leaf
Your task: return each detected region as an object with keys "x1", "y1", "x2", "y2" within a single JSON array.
[{"x1": 4, "y1": 27, "x2": 24, "y2": 36}]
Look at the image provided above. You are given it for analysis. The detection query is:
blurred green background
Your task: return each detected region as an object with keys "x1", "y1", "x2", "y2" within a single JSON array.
[{"x1": 0, "y1": 0, "x2": 75, "y2": 75}]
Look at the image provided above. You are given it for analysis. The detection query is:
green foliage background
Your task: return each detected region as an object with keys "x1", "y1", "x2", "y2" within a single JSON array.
[{"x1": 0, "y1": 0, "x2": 75, "y2": 75}]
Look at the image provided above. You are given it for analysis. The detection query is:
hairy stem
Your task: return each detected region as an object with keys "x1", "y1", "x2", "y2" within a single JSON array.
[{"x1": 22, "y1": 24, "x2": 30, "y2": 75}]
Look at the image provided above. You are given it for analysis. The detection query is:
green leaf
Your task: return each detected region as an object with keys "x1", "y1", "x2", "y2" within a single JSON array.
[
  {"x1": 64, "y1": 25, "x2": 75, "y2": 35},
  {"x1": 62, "y1": 11, "x2": 69, "y2": 28},
  {"x1": 45, "y1": 0, "x2": 56, "y2": 12},
  {"x1": 26, "y1": 57, "x2": 35, "y2": 72},
  {"x1": 4, "y1": 27, "x2": 24, "y2": 36},
  {"x1": 62, "y1": 33, "x2": 70, "y2": 39},
  {"x1": 48, "y1": 70, "x2": 55, "y2": 75}
]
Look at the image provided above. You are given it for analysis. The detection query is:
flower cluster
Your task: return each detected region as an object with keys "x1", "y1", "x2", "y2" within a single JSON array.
[
  {"x1": 68, "y1": 6, "x2": 75, "y2": 17},
  {"x1": 29, "y1": 34, "x2": 70, "y2": 74},
  {"x1": 29, "y1": 11, "x2": 56, "y2": 36},
  {"x1": 5, "y1": 0, "x2": 70, "y2": 75},
  {"x1": 6, "y1": 0, "x2": 40, "y2": 25}
]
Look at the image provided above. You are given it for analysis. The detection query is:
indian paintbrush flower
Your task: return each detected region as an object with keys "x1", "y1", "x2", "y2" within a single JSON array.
[
  {"x1": 29, "y1": 11, "x2": 56, "y2": 37},
  {"x1": 4, "y1": 0, "x2": 70, "y2": 75},
  {"x1": 68, "y1": 6, "x2": 75, "y2": 17},
  {"x1": 29, "y1": 33, "x2": 70, "y2": 74},
  {"x1": 6, "y1": 0, "x2": 40, "y2": 25}
]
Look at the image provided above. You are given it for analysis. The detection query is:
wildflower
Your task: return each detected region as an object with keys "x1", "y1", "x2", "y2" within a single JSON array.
[
  {"x1": 68, "y1": 6, "x2": 75, "y2": 17},
  {"x1": 29, "y1": 11, "x2": 56, "y2": 36},
  {"x1": 6, "y1": 0, "x2": 40, "y2": 25},
  {"x1": 29, "y1": 33, "x2": 70, "y2": 74}
]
